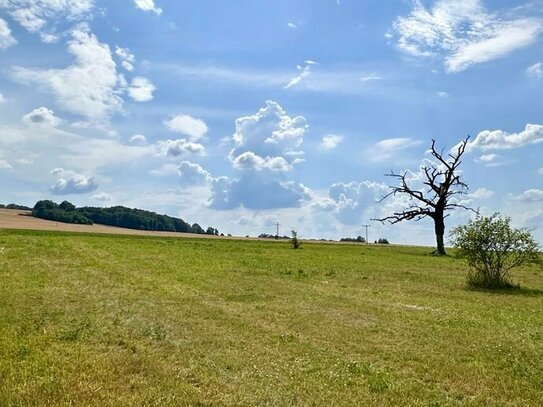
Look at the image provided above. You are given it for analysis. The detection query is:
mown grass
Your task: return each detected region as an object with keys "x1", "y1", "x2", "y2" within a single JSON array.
[{"x1": 0, "y1": 229, "x2": 542, "y2": 406}]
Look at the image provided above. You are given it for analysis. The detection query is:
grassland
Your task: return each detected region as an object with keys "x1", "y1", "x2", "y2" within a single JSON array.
[{"x1": 0, "y1": 229, "x2": 542, "y2": 406}]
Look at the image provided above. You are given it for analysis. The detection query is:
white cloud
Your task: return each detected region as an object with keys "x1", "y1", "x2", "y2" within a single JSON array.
[
  {"x1": 437, "y1": 91, "x2": 449, "y2": 98},
  {"x1": 466, "y1": 124, "x2": 543, "y2": 151},
  {"x1": 134, "y1": 0, "x2": 162, "y2": 15},
  {"x1": 21, "y1": 107, "x2": 62, "y2": 127},
  {"x1": 92, "y1": 192, "x2": 112, "y2": 202},
  {"x1": 287, "y1": 22, "x2": 298, "y2": 29},
  {"x1": 474, "y1": 153, "x2": 504, "y2": 167},
  {"x1": 322, "y1": 181, "x2": 388, "y2": 225},
  {"x1": 149, "y1": 163, "x2": 179, "y2": 177},
  {"x1": 360, "y1": 73, "x2": 383, "y2": 82},
  {"x1": 514, "y1": 189, "x2": 543, "y2": 203},
  {"x1": 538, "y1": 168, "x2": 543, "y2": 175},
  {"x1": 165, "y1": 63, "x2": 388, "y2": 95},
  {"x1": 127, "y1": 77, "x2": 156, "y2": 102},
  {"x1": 159, "y1": 139, "x2": 205, "y2": 157},
  {"x1": 321, "y1": 134, "x2": 344, "y2": 150},
  {"x1": 232, "y1": 152, "x2": 292, "y2": 172},
  {"x1": 164, "y1": 114, "x2": 208, "y2": 141},
  {"x1": 209, "y1": 174, "x2": 310, "y2": 210},
  {"x1": 129, "y1": 134, "x2": 147, "y2": 145},
  {"x1": 50, "y1": 168, "x2": 98, "y2": 195},
  {"x1": 0, "y1": 93, "x2": 6, "y2": 103},
  {"x1": 527, "y1": 62, "x2": 543, "y2": 79},
  {"x1": 209, "y1": 101, "x2": 310, "y2": 210},
  {"x1": 0, "y1": 0, "x2": 94, "y2": 42},
  {"x1": 12, "y1": 26, "x2": 124, "y2": 122},
  {"x1": 178, "y1": 161, "x2": 211, "y2": 186},
  {"x1": 115, "y1": 46, "x2": 135, "y2": 71},
  {"x1": 231, "y1": 151, "x2": 266, "y2": 171},
  {"x1": 229, "y1": 100, "x2": 307, "y2": 170},
  {"x1": 447, "y1": 19, "x2": 542, "y2": 73},
  {"x1": 370, "y1": 137, "x2": 423, "y2": 162},
  {"x1": 470, "y1": 187, "x2": 494, "y2": 199},
  {"x1": 0, "y1": 17, "x2": 17, "y2": 49},
  {"x1": 393, "y1": 0, "x2": 543, "y2": 72},
  {"x1": 285, "y1": 61, "x2": 316, "y2": 89},
  {"x1": 0, "y1": 159, "x2": 12, "y2": 170}
]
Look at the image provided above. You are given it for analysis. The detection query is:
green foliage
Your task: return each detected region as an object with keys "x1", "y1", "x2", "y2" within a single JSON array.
[
  {"x1": 377, "y1": 238, "x2": 390, "y2": 244},
  {"x1": 59, "y1": 200, "x2": 76, "y2": 212},
  {"x1": 0, "y1": 203, "x2": 32, "y2": 210},
  {"x1": 32, "y1": 200, "x2": 218, "y2": 234},
  {"x1": 33, "y1": 200, "x2": 92, "y2": 225},
  {"x1": 290, "y1": 230, "x2": 301, "y2": 249},
  {"x1": 450, "y1": 213, "x2": 541, "y2": 288},
  {"x1": 340, "y1": 236, "x2": 366, "y2": 243}
]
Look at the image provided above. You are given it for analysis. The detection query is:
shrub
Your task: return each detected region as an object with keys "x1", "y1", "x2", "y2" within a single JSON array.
[
  {"x1": 291, "y1": 230, "x2": 301, "y2": 249},
  {"x1": 450, "y1": 213, "x2": 541, "y2": 288}
]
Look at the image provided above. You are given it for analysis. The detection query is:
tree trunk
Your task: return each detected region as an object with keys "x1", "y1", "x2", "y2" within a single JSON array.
[{"x1": 433, "y1": 211, "x2": 446, "y2": 255}]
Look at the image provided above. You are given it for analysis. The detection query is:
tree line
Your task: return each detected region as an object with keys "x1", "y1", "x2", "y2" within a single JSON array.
[
  {"x1": 0, "y1": 203, "x2": 32, "y2": 210},
  {"x1": 32, "y1": 200, "x2": 219, "y2": 235}
]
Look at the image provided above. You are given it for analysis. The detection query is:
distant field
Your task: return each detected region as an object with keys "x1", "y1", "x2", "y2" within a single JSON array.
[
  {"x1": 0, "y1": 209, "x2": 219, "y2": 239},
  {"x1": 0, "y1": 229, "x2": 542, "y2": 406}
]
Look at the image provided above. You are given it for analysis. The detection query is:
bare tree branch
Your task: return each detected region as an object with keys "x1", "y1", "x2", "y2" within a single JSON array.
[{"x1": 372, "y1": 136, "x2": 473, "y2": 255}]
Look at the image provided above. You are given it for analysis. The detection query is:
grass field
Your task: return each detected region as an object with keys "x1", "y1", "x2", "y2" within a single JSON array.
[{"x1": 0, "y1": 229, "x2": 542, "y2": 406}]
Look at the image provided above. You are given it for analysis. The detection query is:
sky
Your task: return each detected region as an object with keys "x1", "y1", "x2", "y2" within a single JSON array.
[{"x1": 0, "y1": 0, "x2": 542, "y2": 245}]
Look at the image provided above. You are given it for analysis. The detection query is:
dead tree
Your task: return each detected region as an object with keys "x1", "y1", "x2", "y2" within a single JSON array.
[{"x1": 373, "y1": 137, "x2": 474, "y2": 255}]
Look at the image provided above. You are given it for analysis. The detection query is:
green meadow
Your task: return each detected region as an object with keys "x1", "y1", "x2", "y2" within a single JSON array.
[{"x1": 0, "y1": 229, "x2": 542, "y2": 406}]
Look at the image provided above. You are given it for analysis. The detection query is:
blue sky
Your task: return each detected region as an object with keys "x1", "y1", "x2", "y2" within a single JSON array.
[{"x1": 1, "y1": 0, "x2": 542, "y2": 244}]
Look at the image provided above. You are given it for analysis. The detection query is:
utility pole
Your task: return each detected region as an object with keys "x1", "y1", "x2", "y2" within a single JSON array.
[
  {"x1": 362, "y1": 224, "x2": 370, "y2": 244},
  {"x1": 275, "y1": 222, "x2": 280, "y2": 239}
]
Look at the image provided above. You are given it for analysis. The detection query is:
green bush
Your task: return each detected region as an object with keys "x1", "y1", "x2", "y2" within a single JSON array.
[
  {"x1": 290, "y1": 230, "x2": 301, "y2": 249},
  {"x1": 450, "y1": 213, "x2": 541, "y2": 288}
]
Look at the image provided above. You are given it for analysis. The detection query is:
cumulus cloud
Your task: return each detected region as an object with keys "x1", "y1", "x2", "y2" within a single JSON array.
[
  {"x1": 209, "y1": 101, "x2": 310, "y2": 210},
  {"x1": 321, "y1": 181, "x2": 388, "y2": 225},
  {"x1": 232, "y1": 152, "x2": 292, "y2": 172},
  {"x1": 229, "y1": 100, "x2": 307, "y2": 170},
  {"x1": 127, "y1": 77, "x2": 156, "y2": 102},
  {"x1": 134, "y1": 0, "x2": 162, "y2": 15},
  {"x1": 209, "y1": 174, "x2": 310, "y2": 210},
  {"x1": 527, "y1": 62, "x2": 543, "y2": 79},
  {"x1": 164, "y1": 114, "x2": 208, "y2": 141},
  {"x1": 50, "y1": 168, "x2": 98, "y2": 195},
  {"x1": 0, "y1": 0, "x2": 94, "y2": 42},
  {"x1": 370, "y1": 137, "x2": 423, "y2": 162},
  {"x1": 0, "y1": 93, "x2": 5, "y2": 103},
  {"x1": 393, "y1": 0, "x2": 543, "y2": 72},
  {"x1": 0, "y1": 17, "x2": 17, "y2": 49},
  {"x1": 514, "y1": 189, "x2": 543, "y2": 203},
  {"x1": 115, "y1": 46, "x2": 135, "y2": 71},
  {"x1": 12, "y1": 26, "x2": 124, "y2": 122},
  {"x1": 21, "y1": 107, "x2": 62, "y2": 127},
  {"x1": 177, "y1": 161, "x2": 211, "y2": 186},
  {"x1": 321, "y1": 134, "x2": 344, "y2": 150},
  {"x1": 129, "y1": 134, "x2": 147, "y2": 145},
  {"x1": 466, "y1": 124, "x2": 543, "y2": 151},
  {"x1": 285, "y1": 60, "x2": 317, "y2": 89},
  {"x1": 159, "y1": 139, "x2": 205, "y2": 157}
]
